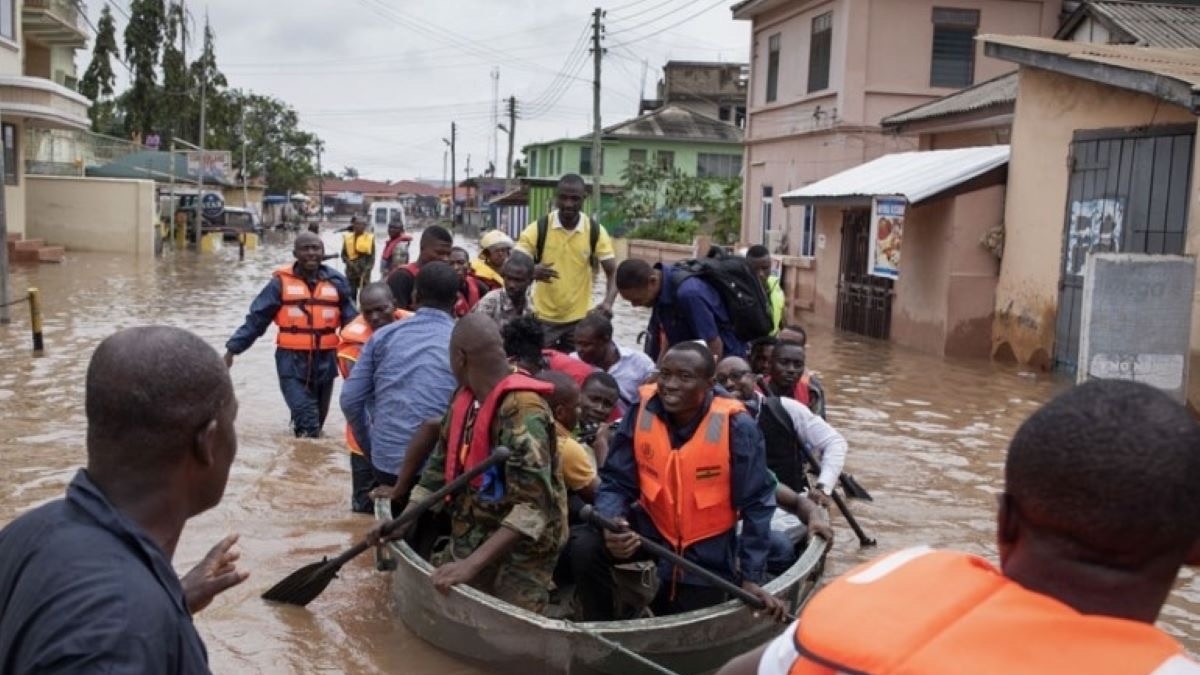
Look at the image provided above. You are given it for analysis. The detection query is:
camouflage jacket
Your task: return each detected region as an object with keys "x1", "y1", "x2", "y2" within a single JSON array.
[{"x1": 411, "y1": 389, "x2": 568, "y2": 612}]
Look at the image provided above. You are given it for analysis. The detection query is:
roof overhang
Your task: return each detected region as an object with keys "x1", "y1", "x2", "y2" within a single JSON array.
[
  {"x1": 731, "y1": 0, "x2": 792, "y2": 20},
  {"x1": 982, "y1": 37, "x2": 1200, "y2": 114},
  {"x1": 781, "y1": 145, "x2": 1010, "y2": 207}
]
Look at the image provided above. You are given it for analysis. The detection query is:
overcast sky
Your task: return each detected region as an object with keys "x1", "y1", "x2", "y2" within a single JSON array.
[{"x1": 85, "y1": 0, "x2": 750, "y2": 182}]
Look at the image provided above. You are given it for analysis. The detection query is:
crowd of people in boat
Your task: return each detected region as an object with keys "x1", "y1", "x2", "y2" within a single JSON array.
[{"x1": 0, "y1": 173, "x2": 1196, "y2": 673}]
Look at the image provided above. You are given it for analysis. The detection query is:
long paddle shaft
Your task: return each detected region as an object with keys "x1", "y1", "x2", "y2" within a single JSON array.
[
  {"x1": 328, "y1": 447, "x2": 509, "y2": 569},
  {"x1": 797, "y1": 443, "x2": 876, "y2": 547},
  {"x1": 580, "y1": 506, "x2": 797, "y2": 622}
]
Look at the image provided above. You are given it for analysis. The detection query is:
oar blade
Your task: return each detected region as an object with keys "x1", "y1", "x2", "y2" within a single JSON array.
[
  {"x1": 840, "y1": 473, "x2": 873, "y2": 501},
  {"x1": 261, "y1": 559, "x2": 340, "y2": 607}
]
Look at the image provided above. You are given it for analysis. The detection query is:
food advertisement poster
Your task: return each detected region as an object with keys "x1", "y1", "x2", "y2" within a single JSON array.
[{"x1": 869, "y1": 196, "x2": 906, "y2": 280}]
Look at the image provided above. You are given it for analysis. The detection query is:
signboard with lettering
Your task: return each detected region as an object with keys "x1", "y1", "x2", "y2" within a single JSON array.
[
  {"x1": 1078, "y1": 253, "x2": 1195, "y2": 402},
  {"x1": 186, "y1": 151, "x2": 232, "y2": 182},
  {"x1": 201, "y1": 192, "x2": 225, "y2": 220},
  {"x1": 868, "y1": 196, "x2": 905, "y2": 280}
]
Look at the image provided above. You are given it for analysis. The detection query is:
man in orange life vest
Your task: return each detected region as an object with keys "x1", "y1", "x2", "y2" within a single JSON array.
[
  {"x1": 449, "y1": 246, "x2": 490, "y2": 318},
  {"x1": 225, "y1": 232, "x2": 357, "y2": 438},
  {"x1": 760, "y1": 340, "x2": 825, "y2": 419},
  {"x1": 335, "y1": 282, "x2": 412, "y2": 513},
  {"x1": 386, "y1": 225, "x2": 454, "y2": 310},
  {"x1": 578, "y1": 341, "x2": 786, "y2": 621},
  {"x1": 367, "y1": 313, "x2": 567, "y2": 613},
  {"x1": 719, "y1": 379, "x2": 1200, "y2": 675}
]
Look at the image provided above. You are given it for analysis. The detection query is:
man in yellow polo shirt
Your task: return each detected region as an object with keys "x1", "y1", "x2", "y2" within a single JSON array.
[{"x1": 515, "y1": 174, "x2": 618, "y2": 352}]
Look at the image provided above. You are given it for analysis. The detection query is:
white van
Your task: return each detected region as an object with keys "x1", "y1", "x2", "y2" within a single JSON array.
[{"x1": 369, "y1": 201, "x2": 407, "y2": 232}]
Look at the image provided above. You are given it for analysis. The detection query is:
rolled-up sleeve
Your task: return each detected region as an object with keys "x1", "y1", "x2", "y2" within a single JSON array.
[
  {"x1": 596, "y1": 412, "x2": 640, "y2": 520},
  {"x1": 339, "y1": 337, "x2": 378, "y2": 456},
  {"x1": 225, "y1": 278, "x2": 282, "y2": 355},
  {"x1": 730, "y1": 413, "x2": 775, "y2": 584}
]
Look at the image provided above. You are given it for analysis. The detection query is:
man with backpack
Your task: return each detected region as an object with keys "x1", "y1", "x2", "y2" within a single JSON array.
[
  {"x1": 515, "y1": 174, "x2": 618, "y2": 352},
  {"x1": 615, "y1": 252, "x2": 773, "y2": 361}
]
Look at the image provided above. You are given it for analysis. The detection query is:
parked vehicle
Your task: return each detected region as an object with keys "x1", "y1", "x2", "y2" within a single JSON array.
[
  {"x1": 217, "y1": 207, "x2": 264, "y2": 240},
  {"x1": 369, "y1": 201, "x2": 407, "y2": 232}
]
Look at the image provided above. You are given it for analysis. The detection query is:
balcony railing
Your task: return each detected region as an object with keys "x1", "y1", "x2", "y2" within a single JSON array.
[
  {"x1": 22, "y1": 0, "x2": 88, "y2": 46},
  {"x1": 24, "y1": 127, "x2": 147, "y2": 178}
]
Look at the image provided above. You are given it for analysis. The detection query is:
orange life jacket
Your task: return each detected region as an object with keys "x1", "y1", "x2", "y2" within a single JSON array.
[
  {"x1": 785, "y1": 547, "x2": 1196, "y2": 675},
  {"x1": 273, "y1": 265, "x2": 343, "y2": 351},
  {"x1": 453, "y1": 275, "x2": 483, "y2": 318},
  {"x1": 334, "y1": 309, "x2": 415, "y2": 455},
  {"x1": 443, "y1": 372, "x2": 555, "y2": 488},
  {"x1": 632, "y1": 384, "x2": 741, "y2": 551}
]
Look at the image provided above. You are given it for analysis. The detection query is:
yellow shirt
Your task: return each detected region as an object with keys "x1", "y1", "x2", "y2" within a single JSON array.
[
  {"x1": 343, "y1": 232, "x2": 375, "y2": 261},
  {"x1": 471, "y1": 257, "x2": 505, "y2": 288},
  {"x1": 556, "y1": 422, "x2": 596, "y2": 492},
  {"x1": 515, "y1": 211, "x2": 615, "y2": 324}
]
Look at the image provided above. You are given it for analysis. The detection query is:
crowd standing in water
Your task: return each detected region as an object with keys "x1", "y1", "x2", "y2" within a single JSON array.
[{"x1": 0, "y1": 173, "x2": 1196, "y2": 672}]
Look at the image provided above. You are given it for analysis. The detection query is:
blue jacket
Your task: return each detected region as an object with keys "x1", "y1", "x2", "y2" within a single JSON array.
[
  {"x1": 225, "y1": 263, "x2": 357, "y2": 382},
  {"x1": 596, "y1": 390, "x2": 776, "y2": 586},
  {"x1": 646, "y1": 262, "x2": 747, "y2": 361}
]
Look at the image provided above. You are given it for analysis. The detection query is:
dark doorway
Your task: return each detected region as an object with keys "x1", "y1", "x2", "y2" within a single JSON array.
[
  {"x1": 836, "y1": 208, "x2": 894, "y2": 339},
  {"x1": 1054, "y1": 125, "x2": 1194, "y2": 372}
]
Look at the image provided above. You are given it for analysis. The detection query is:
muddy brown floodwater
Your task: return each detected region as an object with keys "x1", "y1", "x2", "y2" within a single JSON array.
[{"x1": 0, "y1": 230, "x2": 1195, "y2": 673}]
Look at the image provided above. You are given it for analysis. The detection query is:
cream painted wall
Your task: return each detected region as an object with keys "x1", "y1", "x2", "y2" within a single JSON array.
[
  {"x1": 994, "y1": 67, "x2": 1196, "y2": 370},
  {"x1": 26, "y1": 176, "x2": 158, "y2": 255},
  {"x1": 0, "y1": 0, "x2": 21, "y2": 75},
  {"x1": 4, "y1": 119, "x2": 25, "y2": 237},
  {"x1": 892, "y1": 197, "x2": 953, "y2": 353}
]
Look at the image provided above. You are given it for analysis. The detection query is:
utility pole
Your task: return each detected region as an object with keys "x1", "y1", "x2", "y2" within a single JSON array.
[
  {"x1": 194, "y1": 16, "x2": 207, "y2": 247},
  {"x1": 590, "y1": 7, "x2": 604, "y2": 220},
  {"x1": 315, "y1": 139, "x2": 324, "y2": 220},
  {"x1": 447, "y1": 122, "x2": 457, "y2": 224},
  {"x1": 490, "y1": 67, "x2": 500, "y2": 175},
  {"x1": 0, "y1": 104, "x2": 9, "y2": 324},
  {"x1": 240, "y1": 105, "x2": 249, "y2": 210},
  {"x1": 639, "y1": 58, "x2": 649, "y2": 115},
  {"x1": 506, "y1": 96, "x2": 516, "y2": 181}
]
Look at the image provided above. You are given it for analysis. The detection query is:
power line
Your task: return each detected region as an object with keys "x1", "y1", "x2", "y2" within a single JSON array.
[
  {"x1": 607, "y1": 0, "x2": 692, "y2": 28},
  {"x1": 608, "y1": 0, "x2": 730, "y2": 49}
]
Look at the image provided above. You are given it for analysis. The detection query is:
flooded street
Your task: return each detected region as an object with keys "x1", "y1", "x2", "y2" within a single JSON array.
[{"x1": 0, "y1": 232, "x2": 1195, "y2": 673}]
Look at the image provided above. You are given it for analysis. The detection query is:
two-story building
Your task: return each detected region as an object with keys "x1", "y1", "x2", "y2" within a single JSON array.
[
  {"x1": 639, "y1": 60, "x2": 749, "y2": 128},
  {"x1": 732, "y1": 0, "x2": 1061, "y2": 254}
]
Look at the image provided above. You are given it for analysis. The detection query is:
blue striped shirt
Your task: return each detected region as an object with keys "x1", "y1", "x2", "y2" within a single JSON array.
[{"x1": 340, "y1": 308, "x2": 458, "y2": 475}]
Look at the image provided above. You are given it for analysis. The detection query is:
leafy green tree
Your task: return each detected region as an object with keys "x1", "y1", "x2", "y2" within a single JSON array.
[
  {"x1": 123, "y1": 0, "x2": 166, "y2": 136},
  {"x1": 158, "y1": 1, "x2": 191, "y2": 141},
  {"x1": 80, "y1": 5, "x2": 121, "y2": 134},
  {"x1": 223, "y1": 91, "x2": 320, "y2": 193},
  {"x1": 610, "y1": 160, "x2": 743, "y2": 244}
]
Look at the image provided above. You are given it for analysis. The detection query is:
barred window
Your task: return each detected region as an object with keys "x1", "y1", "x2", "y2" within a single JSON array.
[{"x1": 697, "y1": 153, "x2": 741, "y2": 179}]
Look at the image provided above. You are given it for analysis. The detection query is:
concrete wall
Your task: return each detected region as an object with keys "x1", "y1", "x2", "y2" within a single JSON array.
[
  {"x1": 26, "y1": 176, "x2": 158, "y2": 255},
  {"x1": 993, "y1": 67, "x2": 1197, "y2": 370},
  {"x1": 922, "y1": 126, "x2": 1011, "y2": 150},
  {"x1": 0, "y1": 1, "x2": 21, "y2": 75},
  {"x1": 4, "y1": 118, "x2": 26, "y2": 237}
]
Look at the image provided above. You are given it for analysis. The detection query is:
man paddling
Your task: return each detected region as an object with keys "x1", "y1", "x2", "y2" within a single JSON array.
[
  {"x1": 368, "y1": 314, "x2": 568, "y2": 614},
  {"x1": 719, "y1": 379, "x2": 1200, "y2": 674},
  {"x1": 0, "y1": 327, "x2": 247, "y2": 672}
]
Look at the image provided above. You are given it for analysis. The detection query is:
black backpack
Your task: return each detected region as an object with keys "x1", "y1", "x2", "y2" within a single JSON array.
[
  {"x1": 671, "y1": 247, "x2": 774, "y2": 343},
  {"x1": 535, "y1": 214, "x2": 601, "y2": 267}
]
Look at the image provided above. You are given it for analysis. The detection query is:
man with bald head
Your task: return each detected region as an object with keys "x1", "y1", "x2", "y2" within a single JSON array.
[
  {"x1": 225, "y1": 232, "x2": 357, "y2": 438},
  {"x1": 0, "y1": 326, "x2": 248, "y2": 673},
  {"x1": 369, "y1": 313, "x2": 568, "y2": 614}
]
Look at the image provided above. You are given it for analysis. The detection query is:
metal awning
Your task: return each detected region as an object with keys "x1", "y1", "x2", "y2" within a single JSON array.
[{"x1": 780, "y1": 145, "x2": 1010, "y2": 206}]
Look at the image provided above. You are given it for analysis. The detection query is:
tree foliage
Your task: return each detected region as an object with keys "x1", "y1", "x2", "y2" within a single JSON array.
[
  {"x1": 80, "y1": 5, "x2": 121, "y2": 134},
  {"x1": 123, "y1": 0, "x2": 166, "y2": 136},
  {"x1": 610, "y1": 161, "x2": 743, "y2": 245}
]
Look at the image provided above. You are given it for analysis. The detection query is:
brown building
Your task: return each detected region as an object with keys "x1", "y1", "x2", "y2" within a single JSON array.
[{"x1": 639, "y1": 61, "x2": 749, "y2": 128}]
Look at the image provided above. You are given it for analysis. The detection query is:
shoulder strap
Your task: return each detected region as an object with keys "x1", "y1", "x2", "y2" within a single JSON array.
[{"x1": 535, "y1": 215, "x2": 549, "y2": 264}]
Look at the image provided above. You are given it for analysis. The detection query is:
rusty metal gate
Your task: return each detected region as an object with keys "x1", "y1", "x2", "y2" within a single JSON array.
[
  {"x1": 1054, "y1": 125, "x2": 1194, "y2": 372},
  {"x1": 837, "y1": 208, "x2": 894, "y2": 339}
]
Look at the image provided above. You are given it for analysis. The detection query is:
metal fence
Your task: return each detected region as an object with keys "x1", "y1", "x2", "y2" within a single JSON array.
[{"x1": 24, "y1": 127, "x2": 146, "y2": 177}]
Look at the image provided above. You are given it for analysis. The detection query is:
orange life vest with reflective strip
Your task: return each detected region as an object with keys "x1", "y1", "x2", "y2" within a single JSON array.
[
  {"x1": 273, "y1": 265, "x2": 343, "y2": 351},
  {"x1": 787, "y1": 547, "x2": 1196, "y2": 675},
  {"x1": 335, "y1": 309, "x2": 414, "y2": 455},
  {"x1": 443, "y1": 372, "x2": 555, "y2": 488},
  {"x1": 632, "y1": 384, "x2": 740, "y2": 551},
  {"x1": 453, "y1": 275, "x2": 483, "y2": 318}
]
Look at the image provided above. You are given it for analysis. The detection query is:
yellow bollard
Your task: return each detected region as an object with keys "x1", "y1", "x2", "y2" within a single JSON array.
[
  {"x1": 200, "y1": 232, "x2": 222, "y2": 253},
  {"x1": 28, "y1": 287, "x2": 43, "y2": 354},
  {"x1": 242, "y1": 232, "x2": 259, "y2": 249}
]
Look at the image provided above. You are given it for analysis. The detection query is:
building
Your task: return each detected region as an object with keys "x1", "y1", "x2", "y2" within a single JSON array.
[
  {"x1": 309, "y1": 177, "x2": 441, "y2": 217},
  {"x1": 520, "y1": 104, "x2": 743, "y2": 230},
  {"x1": 732, "y1": 0, "x2": 1061, "y2": 252},
  {"x1": 639, "y1": 60, "x2": 749, "y2": 127},
  {"x1": 977, "y1": 35, "x2": 1200, "y2": 408}
]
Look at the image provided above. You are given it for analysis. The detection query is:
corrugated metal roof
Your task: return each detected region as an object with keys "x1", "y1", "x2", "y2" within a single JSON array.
[
  {"x1": 780, "y1": 146, "x2": 1010, "y2": 205},
  {"x1": 1061, "y1": 1, "x2": 1200, "y2": 48},
  {"x1": 882, "y1": 72, "x2": 1018, "y2": 127},
  {"x1": 603, "y1": 104, "x2": 743, "y2": 143},
  {"x1": 982, "y1": 34, "x2": 1200, "y2": 95}
]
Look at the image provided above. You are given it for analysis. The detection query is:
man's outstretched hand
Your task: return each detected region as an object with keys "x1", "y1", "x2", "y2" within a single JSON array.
[{"x1": 181, "y1": 533, "x2": 249, "y2": 615}]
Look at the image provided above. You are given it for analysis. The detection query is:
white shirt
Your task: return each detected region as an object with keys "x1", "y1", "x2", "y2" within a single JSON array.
[
  {"x1": 755, "y1": 393, "x2": 848, "y2": 495},
  {"x1": 572, "y1": 344, "x2": 656, "y2": 416}
]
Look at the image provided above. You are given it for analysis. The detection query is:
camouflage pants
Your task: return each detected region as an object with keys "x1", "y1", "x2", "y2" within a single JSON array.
[{"x1": 431, "y1": 538, "x2": 554, "y2": 614}]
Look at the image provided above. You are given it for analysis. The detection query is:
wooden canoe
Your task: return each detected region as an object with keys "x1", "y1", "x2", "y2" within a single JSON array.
[{"x1": 375, "y1": 501, "x2": 829, "y2": 675}]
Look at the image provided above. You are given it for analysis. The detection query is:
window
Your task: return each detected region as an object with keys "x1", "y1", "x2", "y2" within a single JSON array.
[
  {"x1": 766, "y1": 33, "x2": 781, "y2": 103},
  {"x1": 718, "y1": 106, "x2": 732, "y2": 122},
  {"x1": 930, "y1": 7, "x2": 979, "y2": 88},
  {"x1": 697, "y1": 153, "x2": 741, "y2": 179},
  {"x1": 808, "y1": 13, "x2": 833, "y2": 93},
  {"x1": 761, "y1": 185, "x2": 773, "y2": 245},
  {"x1": 628, "y1": 148, "x2": 647, "y2": 166},
  {"x1": 557, "y1": 148, "x2": 564, "y2": 174},
  {"x1": 529, "y1": 150, "x2": 537, "y2": 176},
  {"x1": 800, "y1": 205, "x2": 816, "y2": 257},
  {"x1": 0, "y1": 0, "x2": 12, "y2": 41},
  {"x1": 2, "y1": 123, "x2": 16, "y2": 186},
  {"x1": 580, "y1": 146, "x2": 604, "y2": 175},
  {"x1": 656, "y1": 150, "x2": 675, "y2": 171}
]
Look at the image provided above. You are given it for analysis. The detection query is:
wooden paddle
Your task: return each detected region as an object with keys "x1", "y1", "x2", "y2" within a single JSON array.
[
  {"x1": 580, "y1": 505, "x2": 798, "y2": 622},
  {"x1": 262, "y1": 447, "x2": 511, "y2": 607}
]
